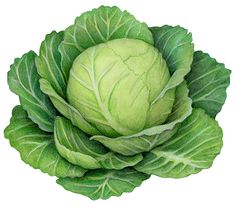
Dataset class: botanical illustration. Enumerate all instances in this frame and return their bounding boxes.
[4,6,230,200]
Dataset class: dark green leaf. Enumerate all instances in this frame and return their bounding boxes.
[7,51,57,132]
[150,25,194,104]
[186,51,231,117]
[36,31,67,98]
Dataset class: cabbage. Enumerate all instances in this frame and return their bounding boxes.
[5,6,230,200]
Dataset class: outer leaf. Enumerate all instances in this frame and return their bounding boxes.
[59,5,154,80]
[54,117,143,170]
[150,25,194,104]
[57,168,149,200]
[4,106,86,178]
[186,51,231,118]
[10,105,28,122]
[7,51,57,132]
[39,78,100,135]
[135,108,223,178]
[92,82,192,156]
[36,31,67,98]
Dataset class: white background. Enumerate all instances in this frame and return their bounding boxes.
[0,0,234,203]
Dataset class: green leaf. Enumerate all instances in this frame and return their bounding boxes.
[39,78,100,135]
[57,168,149,200]
[54,117,107,169]
[135,108,223,178]
[92,82,192,155]
[97,152,143,170]
[150,25,194,104]
[36,31,67,98]
[7,51,57,132]
[186,51,231,118]
[54,117,143,170]
[4,106,86,178]
[59,5,154,80]
[10,105,28,122]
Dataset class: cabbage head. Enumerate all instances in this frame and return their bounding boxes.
[5,6,231,200]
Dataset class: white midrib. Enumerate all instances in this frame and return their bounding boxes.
[153,150,202,168]
[90,49,132,135]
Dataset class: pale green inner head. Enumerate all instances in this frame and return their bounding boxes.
[67,39,174,137]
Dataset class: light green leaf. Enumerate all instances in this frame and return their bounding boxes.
[150,25,194,104]
[7,51,57,132]
[186,51,231,118]
[39,78,100,135]
[59,5,154,80]
[67,39,165,137]
[54,117,143,170]
[93,126,178,156]
[92,82,192,155]
[57,168,149,200]
[97,152,143,170]
[36,31,67,98]
[135,108,223,178]
[4,106,86,178]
